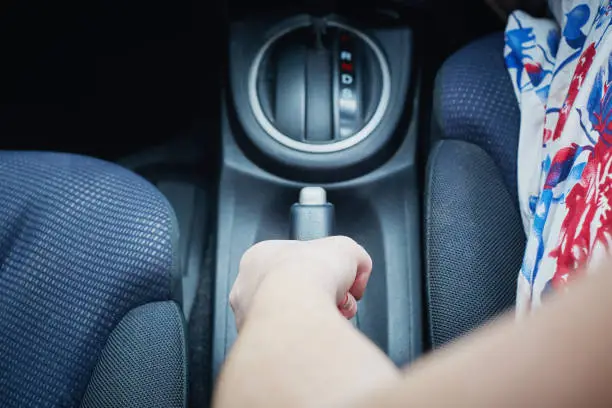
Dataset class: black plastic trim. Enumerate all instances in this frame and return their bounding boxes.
[229,14,412,178]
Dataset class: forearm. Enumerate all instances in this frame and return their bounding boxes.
[355,267,612,407]
[213,271,400,408]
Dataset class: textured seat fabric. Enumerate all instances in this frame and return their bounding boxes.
[0,152,184,407]
[424,32,525,347]
[82,301,186,408]
[425,141,525,348]
[433,32,521,200]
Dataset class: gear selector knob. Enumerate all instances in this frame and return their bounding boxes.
[290,187,334,241]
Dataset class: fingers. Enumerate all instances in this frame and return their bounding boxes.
[318,236,372,270]
[322,236,372,300]
[237,236,372,325]
[338,292,358,319]
[305,236,372,304]
[349,256,372,300]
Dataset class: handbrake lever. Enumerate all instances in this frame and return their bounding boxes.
[290,187,359,327]
[290,187,334,241]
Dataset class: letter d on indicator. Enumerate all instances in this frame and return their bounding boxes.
[341,74,353,85]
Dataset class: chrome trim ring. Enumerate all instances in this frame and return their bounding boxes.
[248,20,391,153]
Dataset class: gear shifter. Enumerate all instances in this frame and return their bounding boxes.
[290,187,334,241]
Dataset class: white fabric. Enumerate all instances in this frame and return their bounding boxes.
[505,0,612,313]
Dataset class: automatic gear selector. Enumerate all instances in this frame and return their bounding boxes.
[229,14,412,176]
[251,18,390,153]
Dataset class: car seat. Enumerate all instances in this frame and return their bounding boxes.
[425,32,527,348]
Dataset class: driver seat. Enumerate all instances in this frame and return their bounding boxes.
[0,152,186,407]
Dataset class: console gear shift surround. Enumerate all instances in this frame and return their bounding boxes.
[229,14,412,177]
[250,18,391,153]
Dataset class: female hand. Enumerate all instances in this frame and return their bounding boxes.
[229,236,372,329]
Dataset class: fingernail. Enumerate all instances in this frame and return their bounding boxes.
[340,294,351,310]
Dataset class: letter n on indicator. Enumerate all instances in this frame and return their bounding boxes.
[341,74,353,85]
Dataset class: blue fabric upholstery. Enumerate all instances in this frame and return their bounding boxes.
[425,141,524,347]
[0,152,177,407]
[434,32,521,200]
[425,33,526,347]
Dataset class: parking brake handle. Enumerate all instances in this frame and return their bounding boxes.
[290,187,334,241]
[290,187,359,326]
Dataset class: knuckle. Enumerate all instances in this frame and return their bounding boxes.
[334,235,357,244]
[241,240,274,261]
[239,241,267,269]
[229,287,239,309]
[240,240,296,270]
[328,235,358,249]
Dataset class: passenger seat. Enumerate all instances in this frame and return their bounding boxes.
[425,32,526,348]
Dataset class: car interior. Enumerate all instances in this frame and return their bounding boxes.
[1,0,542,406]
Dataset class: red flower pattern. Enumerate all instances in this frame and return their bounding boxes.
[552,43,597,141]
[549,142,612,287]
[549,49,612,288]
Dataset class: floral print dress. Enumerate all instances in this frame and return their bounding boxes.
[505,1,612,313]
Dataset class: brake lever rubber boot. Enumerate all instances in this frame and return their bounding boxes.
[290,187,334,241]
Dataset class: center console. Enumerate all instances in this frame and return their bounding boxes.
[213,11,422,378]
